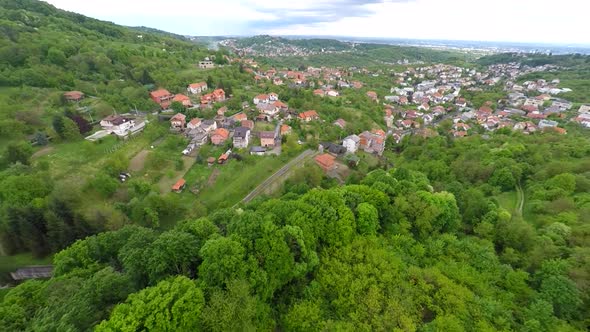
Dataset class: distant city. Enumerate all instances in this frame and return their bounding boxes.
[197,35,590,55]
[290,36,590,55]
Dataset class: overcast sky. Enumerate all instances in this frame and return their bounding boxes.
[45,0,590,44]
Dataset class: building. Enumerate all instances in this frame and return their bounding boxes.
[170,113,186,130]
[233,127,251,148]
[298,110,319,122]
[63,91,84,102]
[250,146,266,156]
[210,128,230,145]
[199,59,215,69]
[187,118,202,130]
[150,89,174,105]
[259,131,276,147]
[100,115,134,134]
[343,134,360,153]
[538,119,558,129]
[334,118,347,129]
[314,153,336,172]
[241,120,255,130]
[172,94,192,108]
[253,94,270,104]
[172,178,186,193]
[10,266,53,281]
[280,124,292,136]
[187,82,208,94]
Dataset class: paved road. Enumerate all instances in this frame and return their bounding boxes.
[239,149,316,205]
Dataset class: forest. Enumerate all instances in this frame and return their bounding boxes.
[2,130,589,330]
[0,0,589,331]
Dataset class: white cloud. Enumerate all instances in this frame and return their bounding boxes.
[44,0,590,44]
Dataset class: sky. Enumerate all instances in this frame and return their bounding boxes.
[44,0,590,45]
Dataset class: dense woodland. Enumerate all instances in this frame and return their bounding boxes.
[0,0,589,331]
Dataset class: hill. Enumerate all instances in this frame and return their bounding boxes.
[223,35,471,67]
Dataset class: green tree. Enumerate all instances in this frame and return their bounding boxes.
[4,141,33,165]
[96,276,205,332]
[61,117,81,140]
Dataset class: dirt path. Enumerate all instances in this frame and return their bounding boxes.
[207,168,220,187]
[129,150,150,172]
[516,182,525,217]
[32,146,54,159]
[239,149,316,205]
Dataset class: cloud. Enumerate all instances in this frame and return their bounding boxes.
[246,0,414,31]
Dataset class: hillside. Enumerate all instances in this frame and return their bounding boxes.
[0,1,589,331]
[223,35,471,67]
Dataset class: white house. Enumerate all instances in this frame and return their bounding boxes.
[187,82,208,94]
[343,135,360,154]
[100,115,135,136]
[253,94,270,104]
[233,127,251,149]
[187,118,202,130]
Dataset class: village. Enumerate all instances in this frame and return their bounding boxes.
[72,56,590,195]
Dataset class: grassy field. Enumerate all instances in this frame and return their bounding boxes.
[180,152,296,210]
[495,191,517,215]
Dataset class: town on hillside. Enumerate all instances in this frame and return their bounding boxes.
[72,53,588,192]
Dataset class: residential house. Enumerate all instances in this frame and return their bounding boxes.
[313,89,325,96]
[199,59,214,69]
[269,92,279,101]
[217,106,228,116]
[150,89,174,105]
[233,113,247,122]
[100,115,135,135]
[256,103,280,121]
[189,131,208,146]
[172,94,192,108]
[273,100,289,111]
[326,90,340,97]
[453,122,471,131]
[578,105,590,114]
[170,113,186,130]
[241,120,255,130]
[455,97,467,108]
[200,120,217,133]
[298,110,319,122]
[573,114,590,128]
[259,131,276,147]
[320,142,347,155]
[64,91,84,102]
[253,94,270,104]
[314,153,336,172]
[418,103,430,111]
[343,134,360,153]
[280,124,292,136]
[233,127,251,148]
[210,128,230,145]
[538,119,558,129]
[187,118,202,130]
[187,82,207,94]
[552,100,572,111]
[201,89,226,106]
[334,118,347,129]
